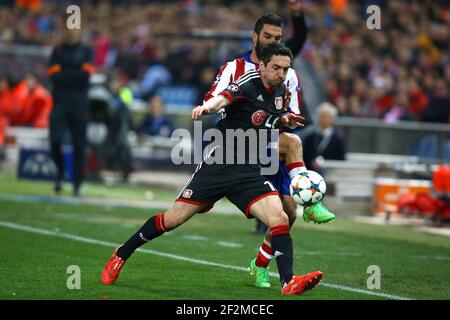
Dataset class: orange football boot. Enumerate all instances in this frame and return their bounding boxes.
[101,246,125,285]
[281,271,323,295]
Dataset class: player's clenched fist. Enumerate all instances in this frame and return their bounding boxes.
[192,105,210,120]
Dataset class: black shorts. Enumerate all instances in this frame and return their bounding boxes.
[176,163,279,218]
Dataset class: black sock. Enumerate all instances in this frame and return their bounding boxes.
[270,225,294,286]
[117,213,166,260]
[50,142,64,181]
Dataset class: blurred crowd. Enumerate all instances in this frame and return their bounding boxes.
[303,0,449,123]
[0,0,449,128]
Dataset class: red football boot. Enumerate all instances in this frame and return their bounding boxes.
[101,246,125,285]
[281,271,323,295]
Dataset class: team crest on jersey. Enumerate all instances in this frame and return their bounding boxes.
[275,96,283,110]
[182,189,193,198]
[226,84,239,92]
[251,110,267,126]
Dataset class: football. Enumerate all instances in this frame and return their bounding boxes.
[290,170,327,206]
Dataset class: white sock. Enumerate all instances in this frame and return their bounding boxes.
[288,165,307,180]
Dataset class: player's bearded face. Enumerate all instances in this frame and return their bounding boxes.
[255,25,283,60]
[255,38,265,60]
[255,36,279,60]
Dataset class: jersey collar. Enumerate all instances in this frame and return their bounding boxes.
[243,51,258,66]
[263,85,275,93]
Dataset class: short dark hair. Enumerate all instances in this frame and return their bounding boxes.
[259,42,293,65]
[254,13,283,34]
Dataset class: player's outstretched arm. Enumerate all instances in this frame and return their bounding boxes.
[192,95,229,120]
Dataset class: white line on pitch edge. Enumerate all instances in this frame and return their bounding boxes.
[0,220,411,300]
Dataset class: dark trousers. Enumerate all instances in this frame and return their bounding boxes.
[49,99,87,190]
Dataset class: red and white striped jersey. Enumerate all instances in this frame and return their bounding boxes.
[204,51,302,114]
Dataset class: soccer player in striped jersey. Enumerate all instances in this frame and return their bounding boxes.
[204,12,335,288]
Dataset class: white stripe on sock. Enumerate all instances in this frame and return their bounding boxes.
[288,166,307,180]
[259,246,273,260]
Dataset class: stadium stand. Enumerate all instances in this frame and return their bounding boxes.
[0,0,448,221]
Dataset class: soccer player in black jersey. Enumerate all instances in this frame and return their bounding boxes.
[101,43,322,295]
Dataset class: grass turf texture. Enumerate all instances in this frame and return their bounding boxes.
[0,174,449,299]
[0,171,176,202]
[1,199,450,300]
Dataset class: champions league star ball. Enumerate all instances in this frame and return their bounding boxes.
[290,170,327,206]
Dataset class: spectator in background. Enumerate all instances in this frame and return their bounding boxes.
[432,164,450,217]
[47,28,94,196]
[139,50,172,100]
[1,0,448,124]
[108,70,133,181]
[137,95,174,138]
[407,79,428,120]
[421,79,450,124]
[381,92,415,124]
[9,73,53,128]
[196,66,216,106]
[93,30,111,71]
[302,102,346,171]
[0,75,14,151]
[0,73,52,154]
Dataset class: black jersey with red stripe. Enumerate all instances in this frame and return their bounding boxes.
[212,70,287,166]
[218,70,287,131]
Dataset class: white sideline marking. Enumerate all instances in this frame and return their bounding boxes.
[216,241,243,248]
[0,220,411,300]
[182,235,243,248]
[182,235,208,241]
[414,255,450,261]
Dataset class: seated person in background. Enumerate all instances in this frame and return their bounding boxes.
[137,95,174,138]
[0,74,52,157]
[381,93,415,124]
[0,75,14,152]
[302,102,346,171]
[433,164,450,204]
[10,73,53,128]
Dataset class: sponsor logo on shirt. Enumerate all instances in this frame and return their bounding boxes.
[251,110,267,126]
[275,96,283,110]
[182,189,193,198]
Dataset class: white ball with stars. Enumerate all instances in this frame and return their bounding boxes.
[289,170,326,206]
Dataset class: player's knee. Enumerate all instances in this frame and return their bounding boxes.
[268,210,289,228]
[285,133,302,153]
[164,207,191,230]
[164,215,183,230]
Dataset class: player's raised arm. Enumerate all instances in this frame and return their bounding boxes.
[284,0,308,57]
[192,95,229,120]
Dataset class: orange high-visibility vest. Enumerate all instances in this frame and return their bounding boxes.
[15,0,42,11]
[10,81,53,127]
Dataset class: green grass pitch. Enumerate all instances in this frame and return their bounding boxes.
[0,173,449,300]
